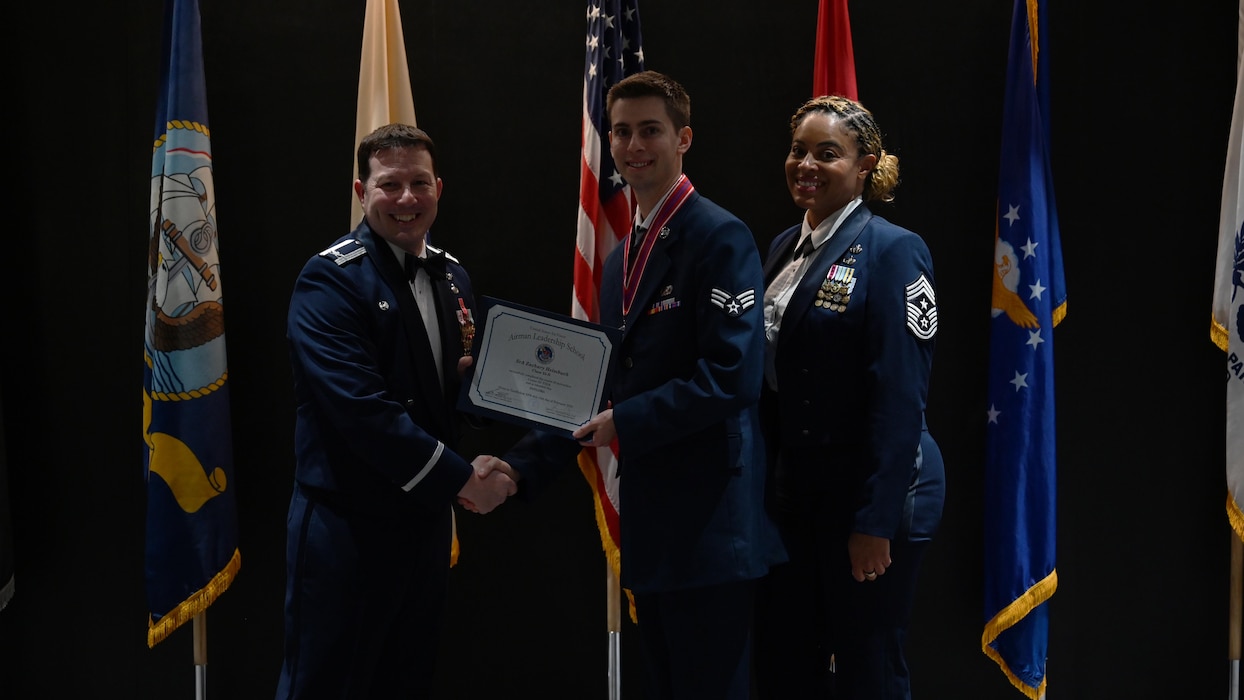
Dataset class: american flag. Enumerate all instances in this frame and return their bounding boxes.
[573,0,643,599]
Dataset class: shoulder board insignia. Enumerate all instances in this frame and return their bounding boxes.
[319,239,368,266]
[427,243,460,265]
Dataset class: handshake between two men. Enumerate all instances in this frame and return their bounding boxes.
[456,455,518,514]
[451,401,619,515]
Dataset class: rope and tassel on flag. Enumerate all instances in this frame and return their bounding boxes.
[982,0,1065,696]
[144,0,240,648]
[575,0,645,624]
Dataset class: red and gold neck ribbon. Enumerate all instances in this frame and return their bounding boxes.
[622,175,695,318]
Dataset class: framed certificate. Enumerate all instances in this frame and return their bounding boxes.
[457,296,621,437]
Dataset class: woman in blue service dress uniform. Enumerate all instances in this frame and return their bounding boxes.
[753,95,946,700]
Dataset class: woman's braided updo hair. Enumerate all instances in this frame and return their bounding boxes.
[790,95,899,203]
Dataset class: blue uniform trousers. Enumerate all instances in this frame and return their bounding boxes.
[634,579,757,700]
[276,483,451,699]
[754,508,928,700]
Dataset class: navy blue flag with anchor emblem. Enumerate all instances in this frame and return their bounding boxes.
[143,0,240,647]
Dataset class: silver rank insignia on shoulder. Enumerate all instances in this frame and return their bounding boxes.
[905,274,938,340]
[428,243,460,265]
[710,287,756,317]
[319,239,367,266]
[816,264,857,312]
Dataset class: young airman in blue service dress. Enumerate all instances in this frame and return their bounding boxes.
[500,72,786,700]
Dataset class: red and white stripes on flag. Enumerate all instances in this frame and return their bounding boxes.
[574,0,644,590]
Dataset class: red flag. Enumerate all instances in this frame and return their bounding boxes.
[574,0,644,601]
[813,0,857,99]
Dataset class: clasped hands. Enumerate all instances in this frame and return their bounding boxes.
[454,354,518,514]
[457,455,519,514]
[456,405,615,515]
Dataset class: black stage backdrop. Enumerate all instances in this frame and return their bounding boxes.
[0,1,1236,698]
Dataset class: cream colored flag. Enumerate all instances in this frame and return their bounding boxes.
[1213,0,1244,541]
[351,0,417,228]
[351,0,462,564]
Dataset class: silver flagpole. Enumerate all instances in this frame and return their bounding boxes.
[194,612,208,700]
[608,631,621,700]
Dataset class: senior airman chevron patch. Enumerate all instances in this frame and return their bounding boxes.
[710,287,756,317]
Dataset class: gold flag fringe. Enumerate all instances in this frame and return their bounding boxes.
[577,452,636,623]
[147,547,241,647]
[981,568,1057,700]
[1229,494,1244,543]
[450,510,460,567]
[1212,313,1230,352]
[1214,317,1240,541]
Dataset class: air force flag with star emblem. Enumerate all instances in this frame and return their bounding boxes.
[710,287,756,317]
[982,3,1065,697]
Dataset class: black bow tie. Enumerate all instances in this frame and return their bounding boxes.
[793,236,815,260]
[405,252,446,280]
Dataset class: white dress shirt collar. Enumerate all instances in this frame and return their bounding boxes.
[795,196,863,259]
